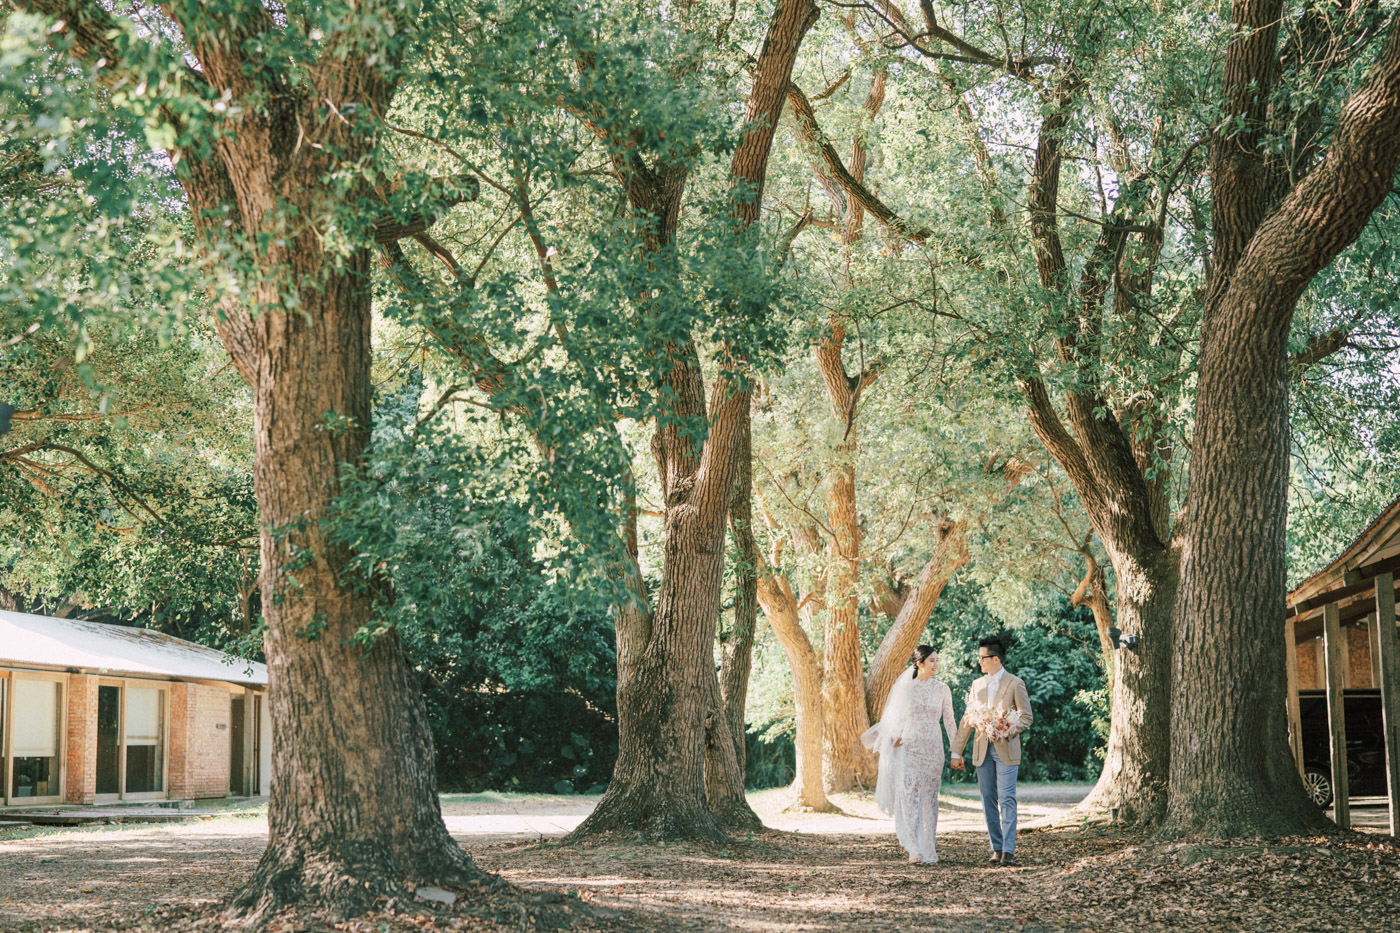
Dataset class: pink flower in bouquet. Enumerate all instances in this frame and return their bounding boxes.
[966,703,1026,742]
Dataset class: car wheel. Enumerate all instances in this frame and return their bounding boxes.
[1304,768,1333,808]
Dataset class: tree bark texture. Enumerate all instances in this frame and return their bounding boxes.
[1167,5,1400,837]
[819,398,871,792]
[703,406,760,831]
[704,664,762,830]
[1074,547,1175,823]
[718,400,760,785]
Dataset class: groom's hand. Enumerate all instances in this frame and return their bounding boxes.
[950,758,964,771]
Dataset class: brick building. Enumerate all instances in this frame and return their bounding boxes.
[0,609,269,807]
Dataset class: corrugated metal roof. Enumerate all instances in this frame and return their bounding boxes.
[0,609,267,686]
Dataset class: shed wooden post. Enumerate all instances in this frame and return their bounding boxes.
[1370,617,1383,689]
[1285,616,1304,777]
[1323,601,1350,829]
[1373,571,1400,836]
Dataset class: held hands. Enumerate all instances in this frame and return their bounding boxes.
[950,757,964,770]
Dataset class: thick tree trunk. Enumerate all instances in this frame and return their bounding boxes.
[1075,547,1175,824]
[220,189,480,923]
[707,414,760,829]
[573,0,814,839]
[1166,4,1400,837]
[574,487,736,840]
[569,343,756,837]
[1165,338,1323,835]
[15,0,500,917]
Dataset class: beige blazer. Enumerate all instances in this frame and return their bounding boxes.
[952,670,1033,767]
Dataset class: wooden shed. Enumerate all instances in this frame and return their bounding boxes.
[1285,494,1400,832]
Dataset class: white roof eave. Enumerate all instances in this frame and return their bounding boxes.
[0,609,268,687]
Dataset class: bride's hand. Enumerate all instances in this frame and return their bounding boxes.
[893,738,903,747]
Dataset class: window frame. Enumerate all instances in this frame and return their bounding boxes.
[97,678,171,802]
[2,670,68,806]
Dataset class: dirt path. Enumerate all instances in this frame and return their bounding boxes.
[1,788,1396,932]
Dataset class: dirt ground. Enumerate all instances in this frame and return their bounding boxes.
[1,787,1397,933]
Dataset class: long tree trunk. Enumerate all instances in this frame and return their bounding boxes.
[22,2,487,919]
[231,255,481,919]
[713,400,760,809]
[1075,547,1175,823]
[755,563,833,810]
[1166,2,1400,837]
[821,449,872,792]
[572,0,817,838]
[577,468,736,838]
[1014,74,1186,824]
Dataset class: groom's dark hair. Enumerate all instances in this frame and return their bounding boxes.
[978,636,1007,661]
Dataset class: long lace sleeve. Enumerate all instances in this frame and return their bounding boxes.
[941,681,957,748]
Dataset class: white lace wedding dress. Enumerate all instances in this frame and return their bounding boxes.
[895,678,957,863]
[862,671,958,863]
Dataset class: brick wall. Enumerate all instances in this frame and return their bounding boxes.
[167,683,189,798]
[64,674,97,804]
[1296,636,1320,690]
[168,683,233,799]
[1294,626,1378,690]
[1348,624,1374,687]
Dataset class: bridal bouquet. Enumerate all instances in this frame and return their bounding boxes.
[965,703,1027,743]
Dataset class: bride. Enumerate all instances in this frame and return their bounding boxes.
[861,644,957,864]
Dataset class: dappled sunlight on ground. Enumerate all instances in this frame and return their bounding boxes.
[3,787,1395,931]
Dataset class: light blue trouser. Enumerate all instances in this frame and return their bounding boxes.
[977,744,1019,854]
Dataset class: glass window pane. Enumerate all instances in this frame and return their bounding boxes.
[124,688,164,793]
[125,688,161,745]
[12,679,61,798]
[97,686,121,795]
[12,679,59,756]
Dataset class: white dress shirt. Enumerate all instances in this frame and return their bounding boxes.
[983,668,1006,706]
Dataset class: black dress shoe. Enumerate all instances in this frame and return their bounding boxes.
[999,854,1017,867]
[988,852,1002,865]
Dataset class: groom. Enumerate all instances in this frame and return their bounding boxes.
[950,636,1033,866]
